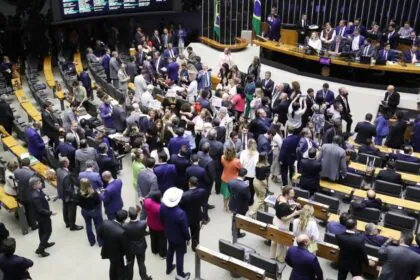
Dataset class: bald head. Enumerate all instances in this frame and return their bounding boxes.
[296,234,310,248]
[387,85,395,93]
[102,171,113,182]
[367,189,376,199]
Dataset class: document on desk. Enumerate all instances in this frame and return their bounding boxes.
[20,153,39,165]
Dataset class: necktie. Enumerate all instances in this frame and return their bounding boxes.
[412,52,417,63]
[170,49,174,58]
[205,73,210,87]
[384,51,388,60]
[242,134,247,150]
[339,28,343,37]
[364,45,369,56]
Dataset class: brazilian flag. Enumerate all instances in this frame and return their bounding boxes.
[214,0,221,38]
[252,0,262,35]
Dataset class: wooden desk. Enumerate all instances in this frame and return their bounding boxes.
[349,161,420,183]
[349,139,420,159]
[9,145,28,158]
[31,162,57,188]
[297,197,330,222]
[0,126,10,137]
[253,39,420,75]
[73,52,84,75]
[43,56,55,88]
[199,37,248,51]
[195,246,266,280]
[0,187,18,211]
[329,214,403,241]
[293,174,420,213]
[2,136,20,148]
[15,89,29,104]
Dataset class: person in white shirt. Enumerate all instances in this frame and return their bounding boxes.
[218,107,233,141]
[398,21,414,38]
[351,29,363,52]
[307,32,322,52]
[292,205,319,253]
[320,22,336,47]
[270,126,283,183]
[134,70,148,99]
[219,48,234,68]
[184,71,197,104]
[287,94,307,131]
[141,85,154,108]
[327,102,343,122]
[239,139,259,205]
[4,160,18,196]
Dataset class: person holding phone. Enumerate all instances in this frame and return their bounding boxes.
[270,186,301,262]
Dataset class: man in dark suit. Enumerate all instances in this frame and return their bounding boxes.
[151,30,162,51]
[404,45,420,63]
[358,138,382,157]
[297,14,309,44]
[25,122,45,162]
[56,157,83,231]
[250,108,274,138]
[133,27,144,48]
[316,83,335,106]
[257,129,274,163]
[197,143,216,219]
[376,161,402,185]
[299,148,322,196]
[41,101,60,147]
[390,145,419,163]
[161,28,173,49]
[228,168,251,238]
[135,45,145,71]
[166,57,179,83]
[355,113,376,144]
[100,172,124,220]
[351,18,366,35]
[336,218,374,280]
[30,177,55,257]
[102,49,111,82]
[154,152,178,194]
[124,207,152,280]
[180,177,207,251]
[54,133,77,171]
[261,71,274,97]
[200,129,224,194]
[363,223,387,247]
[377,43,396,61]
[153,51,165,76]
[378,231,420,280]
[0,95,14,134]
[352,189,382,210]
[14,158,37,230]
[279,128,300,185]
[163,43,178,60]
[170,145,191,190]
[385,110,407,148]
[212,119,226,144]
[384,24,399,49]
[0,238,34,279]
[272,91,290,125]
[168,127,190,156]
[238,126,254,151]
[97,210,130,280]
[382,85,400,114]
[97,143,119,179]
[335,87,352,133]
[0,222,9,245]
[285,234,324,280]
[160,187,191,279]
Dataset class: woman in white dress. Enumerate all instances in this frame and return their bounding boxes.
[185,71,197,104]
[307,32,322,52]
[239,139,259,205]
[292,205,319,253]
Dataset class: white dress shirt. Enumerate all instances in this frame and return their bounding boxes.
[351,35,361,51]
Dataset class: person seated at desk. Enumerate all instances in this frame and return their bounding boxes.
[351,18,366,35]
[363,223,387,247]
[408,31,420,46]
[352,189,382,210]
[376,161,402,185]
[404,45,420,64]
[327,212,351,235]
[328,37,347,56]
[336,20,352,39]
[398,21,414,39]
[320,22,336,48]
[345,150,357,174]
[355,113,376,144]
[366,23,382,42]
[350,29,365,53]
[383,24,399,50]
[390,145,420,163]
[307,32,322,53]
[358,138,382,157]
[358,38,377,58]
[410,233,420,255]
[299,148,321,197]
[377,43,396,62]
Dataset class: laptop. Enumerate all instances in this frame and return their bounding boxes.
[360,56,371,64]
[375,59,387,65]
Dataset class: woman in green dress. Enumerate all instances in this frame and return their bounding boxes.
[220,147,242,212]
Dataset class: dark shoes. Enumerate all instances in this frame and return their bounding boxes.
[31,225,39,230]
[238,233,246,238]
[45,242,55,248]
[202,218,210,225]
[35,249,50,258]
[183,272,191,279]
[144,276,152,280]
[166,264,176,275]
[70,225,84,231]
[208,204,215,209]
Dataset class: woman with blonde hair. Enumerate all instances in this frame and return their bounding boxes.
[221,147,241,212]
[4,160,18,196]
[292,204,319,253]
[240,139,259,205]
[250,88,264,120]
[247,152,270,217]
[77,178,104,247]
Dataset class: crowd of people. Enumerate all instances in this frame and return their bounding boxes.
[0,14,420,280]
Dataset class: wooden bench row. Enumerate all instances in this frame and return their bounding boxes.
[349,139,420,159]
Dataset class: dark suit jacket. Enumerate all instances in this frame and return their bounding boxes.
[31,189,52,223]
[250,117,272,138]
[316,90,335,105]
[335,95,351,117]
[404,50,420,63]
[151,35,162,50]
[383,32,399,49]
[358,145,381,157]
[97,154,119,179]
[170,154,191,189]
[14,167,36,202]
[197,151,215,185]
[279,135,300,164]
[25,127,45,159]
[355,121,376,144]
[228,179,251,215]
[272,99,290,125]
[160,204,190,245]
[0,100,14,130]
[390,153,420,163]
[322,126,337,144]
[180,188,207,225]
[186,164,209,190]
[215,126,227,143]
[299,158,322,193]
[385,120,407,149]
[168,136,190,156]
[261,79,274,97]
[101,179,123,216]
[376,169,402,185]
[257,135,272,156]
[336,232,369,273]
[384,91,400,110]
[41,110,59,138]
[378,243,420,280]
[0,254,33,280]
[154,163,177,193]
[124,220,148,255]
[98,220,129,260]
[377,49,396,61]
[285,246,324,280]
[54,142,76,170]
